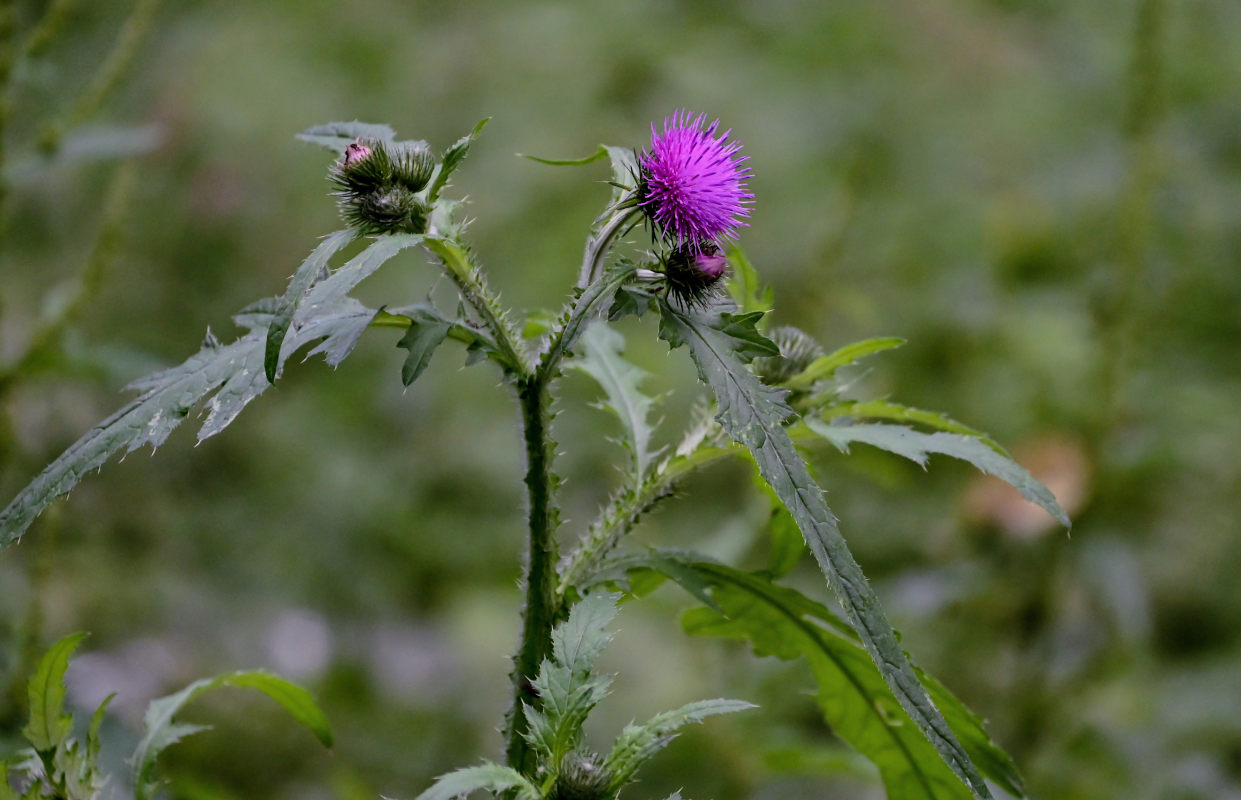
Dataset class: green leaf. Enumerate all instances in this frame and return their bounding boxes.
[821,400,999,448]
[607,285,654,321]
[724,245,773,315]
[657,302,993,800]
[427,118,490,202]
[602,698,755,794]
[408,762,539,800]
[568,322,660,482]
[608,555,1025,799]
[22,633,87,752]
[1,236,422,549]
[766,506,804,578]
[523,594,619,764]
[807,421,1069,528]
[784,337,906,390]
[0,764,18,800]
[715,311,781,360]
[132,670,332,800]
[264,229,356,383]
[518,145,609,167]
[396,308,452,386]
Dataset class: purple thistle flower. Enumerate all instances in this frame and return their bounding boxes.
[638,111,753,252]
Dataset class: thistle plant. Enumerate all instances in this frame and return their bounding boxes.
[0,112,1067,800]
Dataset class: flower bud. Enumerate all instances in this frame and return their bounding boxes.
[661,243,728,306]
[549,751,612,800]
[329,139,432,234]
[754,325,824,385]
[342,139,372,168]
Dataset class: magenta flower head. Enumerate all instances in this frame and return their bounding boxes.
[637,111,753,252]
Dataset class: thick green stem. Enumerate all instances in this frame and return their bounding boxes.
[506,376,559,774]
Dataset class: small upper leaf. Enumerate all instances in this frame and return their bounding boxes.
[23,633,88,752]
[132,670,332,800]
[427,118,490,202]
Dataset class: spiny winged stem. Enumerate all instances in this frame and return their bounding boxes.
[506,376,558,776]
[577,207,640,289]
[423,237,531,376]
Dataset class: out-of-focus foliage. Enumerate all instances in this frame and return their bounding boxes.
[1,1,1238,799]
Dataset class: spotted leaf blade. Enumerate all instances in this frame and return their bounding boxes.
[657,302,993,800]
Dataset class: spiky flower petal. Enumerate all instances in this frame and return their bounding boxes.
[638,111,753,251]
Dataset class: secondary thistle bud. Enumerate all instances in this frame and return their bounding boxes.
[342,139,372,168]
[549,751,612,800]
[755,325,825,385]
[661,243,728,306]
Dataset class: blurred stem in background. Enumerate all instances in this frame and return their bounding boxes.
[0,0,155,733]
[1096,0,1166,440]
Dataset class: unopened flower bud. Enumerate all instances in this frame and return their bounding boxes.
[661,243,728,306]
[754,325,825,385]
[550,751,612,800]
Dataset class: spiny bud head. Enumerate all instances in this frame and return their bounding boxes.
[549,751,613,800]
[661,242,729,307]
[329,138,434,234]
[754,325,825,385]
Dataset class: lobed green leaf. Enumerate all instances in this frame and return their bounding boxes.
[807,421,1068,527]
[22,633,87,752]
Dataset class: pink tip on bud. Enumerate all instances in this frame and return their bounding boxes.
[694,251,728,280]
[343,139,372,168]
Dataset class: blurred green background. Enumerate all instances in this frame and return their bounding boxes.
[1,1,1239,798]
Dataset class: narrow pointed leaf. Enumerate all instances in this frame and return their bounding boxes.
[427,118,490,202]
[518,145,609,166]
[784,337,906,390]
[603,698,755,793]
[821,400,1000,448]
[22,633,87,752]
[808,421,1068,527]
[411,762,539,800]
[569,322,659,481]
[658,302,992,799]
[724,245,773,315]
[132,670,332,800]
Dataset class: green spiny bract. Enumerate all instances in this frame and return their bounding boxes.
[329,138,434,234]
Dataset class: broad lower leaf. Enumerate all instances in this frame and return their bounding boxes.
[807,421,1068,528]
[22,633,87,752]
[658,301,992,800]
[603,555,1026,799]
[568,322,660,482]
[602,698,755,794]
[523,594,619,764]
[0,236,422,548]
[132,670,332,800]
[427,118,490,202]
[783,337,906,390]
[408,762,539,800]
